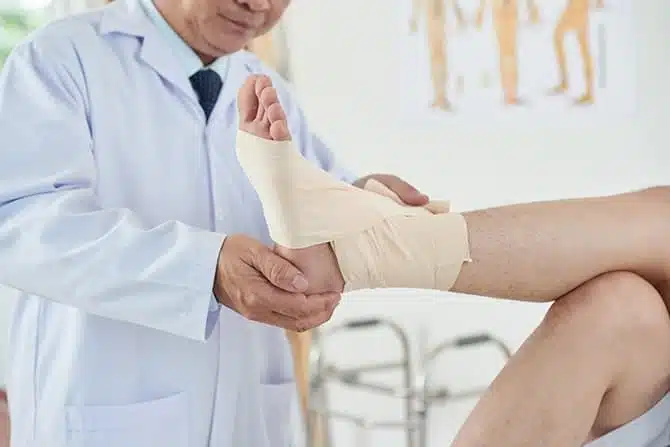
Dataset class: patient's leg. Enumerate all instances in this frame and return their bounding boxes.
[452,189,670,301]
[236,74,670,302]
[453,272,670,447]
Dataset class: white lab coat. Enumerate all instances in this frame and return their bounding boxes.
[0,0,356,445]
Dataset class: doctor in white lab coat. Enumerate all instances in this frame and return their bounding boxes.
[0,0,430,445]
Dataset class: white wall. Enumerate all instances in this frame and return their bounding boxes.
[283,0,670,445]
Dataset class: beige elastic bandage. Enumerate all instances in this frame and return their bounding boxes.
[236,131,472,293]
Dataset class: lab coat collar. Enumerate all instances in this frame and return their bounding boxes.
[99,0,152,39]
[98,0,256,117]
[137,0,205,77]
[99,0,195,99]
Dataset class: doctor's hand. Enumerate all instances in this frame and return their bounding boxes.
[213,234,341,332]
[354,173,429,206]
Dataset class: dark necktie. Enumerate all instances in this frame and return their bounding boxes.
[189,69,223,121]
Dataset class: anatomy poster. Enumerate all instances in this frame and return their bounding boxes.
[397,0,636,122]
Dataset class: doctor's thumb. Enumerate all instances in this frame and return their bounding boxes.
[371,174,429,206]
[256,250,309,293]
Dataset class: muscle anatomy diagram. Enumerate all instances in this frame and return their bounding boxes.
[550,0,605,104]
[476,0,539,105]
[408,0,612,111]
[410,0,465,110]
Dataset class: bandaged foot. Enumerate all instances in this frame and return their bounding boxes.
[236,75,472,293]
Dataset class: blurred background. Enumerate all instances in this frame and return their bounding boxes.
[0,0,100,63]
[1,0,669,446]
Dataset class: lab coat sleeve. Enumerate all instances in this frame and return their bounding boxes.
[0,40,224,342]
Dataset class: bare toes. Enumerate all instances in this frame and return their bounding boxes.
[238,75,276,139]
[266,102,286,123]
[259,85,278,108]
[237,75,260,124]
[269,120,290,141]
[238,74,291,141]
[254,76,273,119]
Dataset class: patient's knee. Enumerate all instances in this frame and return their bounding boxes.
[638,186,670,219]
[640,185,670,199]
[545,272,670,343]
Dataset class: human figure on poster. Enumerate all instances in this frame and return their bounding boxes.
[410,0,465,110]
[475,0,540,105]
[549,0,605,105]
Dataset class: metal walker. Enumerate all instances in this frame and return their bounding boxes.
[306,317,512,447]
[414,333,513,447]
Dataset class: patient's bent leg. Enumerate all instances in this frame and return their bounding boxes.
[452,272,670,447]
[237,74,670,302]
[452,188,670,301]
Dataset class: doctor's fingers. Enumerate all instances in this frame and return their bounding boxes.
[244,283,341,321]
[250,248,309,293]
[266,293,341,332]
[241,290,339,330]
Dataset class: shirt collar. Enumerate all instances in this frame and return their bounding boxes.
[138,0,230,78]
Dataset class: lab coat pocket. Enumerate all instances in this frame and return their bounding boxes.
[261,381,298,447]
[65,392,189,447]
